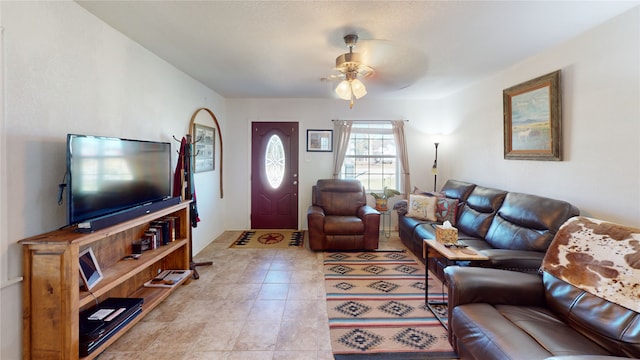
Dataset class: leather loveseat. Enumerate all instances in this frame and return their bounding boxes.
[397,180,579,280]
[307,179,381,251]
[444,216,640,360]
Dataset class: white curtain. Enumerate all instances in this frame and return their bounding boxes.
[332,120,353,178]
[392,120,411,199]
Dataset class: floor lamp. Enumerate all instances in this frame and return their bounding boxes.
[432,142,439,192]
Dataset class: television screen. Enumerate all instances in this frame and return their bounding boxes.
[67,134,172,225]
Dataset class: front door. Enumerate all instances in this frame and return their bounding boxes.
[251,122,299,229]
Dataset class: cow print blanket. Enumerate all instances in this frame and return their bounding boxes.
[541,216,640,313]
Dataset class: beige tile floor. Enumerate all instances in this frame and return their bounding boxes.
[98,231,414,360]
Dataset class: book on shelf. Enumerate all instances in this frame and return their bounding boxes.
[143,269,192,288]
[149,221,169,246]
[161,216,178,242]
[146,228,159,249]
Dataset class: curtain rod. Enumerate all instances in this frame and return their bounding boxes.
[331,119,409,122]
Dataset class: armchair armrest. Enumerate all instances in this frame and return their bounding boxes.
[445,266,546,309]
[357,204,380,218]
[307,205,326,250]
[307,205,325,217]
[358,205,381,250]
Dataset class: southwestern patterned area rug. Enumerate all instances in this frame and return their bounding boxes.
[324,251,457,359]
[229,230,305,249]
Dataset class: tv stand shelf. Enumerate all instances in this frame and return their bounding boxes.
[19,201,192,360]
[78,239,188,308]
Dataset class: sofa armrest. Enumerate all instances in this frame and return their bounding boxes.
[393,199,408,215]
[479,248,545,271]
[444,266,546,309]
[444,266,546,342]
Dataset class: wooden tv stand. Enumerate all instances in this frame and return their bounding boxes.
[19,201,192,360]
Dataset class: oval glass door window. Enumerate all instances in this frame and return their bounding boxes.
[265,134,285,189]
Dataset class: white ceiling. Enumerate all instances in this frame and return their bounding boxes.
[76,1,639,100]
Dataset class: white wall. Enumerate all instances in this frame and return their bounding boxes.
[0,2,225,358]
[438,6,640,226]
[225,98,444,231]
[225,7,640,230]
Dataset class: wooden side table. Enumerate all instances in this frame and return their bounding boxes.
[423,239,489,329]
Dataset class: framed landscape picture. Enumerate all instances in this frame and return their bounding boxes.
[503,70,562,161]
[307,129,333,152]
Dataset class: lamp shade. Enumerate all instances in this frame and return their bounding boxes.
[335,80,352,100]
[335,77,368,109]
[350,79,367,99]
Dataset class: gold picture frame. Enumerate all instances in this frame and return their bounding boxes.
[503,70,562,161]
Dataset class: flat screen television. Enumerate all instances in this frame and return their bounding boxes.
[66,134,172,226]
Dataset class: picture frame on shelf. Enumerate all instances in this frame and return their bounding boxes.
[503,70,562,161]
[79,247,103,291]
[307,129,333,152]
[193,123,215,172]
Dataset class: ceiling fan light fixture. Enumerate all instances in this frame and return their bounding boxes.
[335,78,367,108]
[351,79,367,99]
[329,34,372,108]
[335,80,352,100]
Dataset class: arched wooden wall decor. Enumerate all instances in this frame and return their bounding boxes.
[189,107,224,198]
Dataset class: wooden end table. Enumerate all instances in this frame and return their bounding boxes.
[423,239,489,329]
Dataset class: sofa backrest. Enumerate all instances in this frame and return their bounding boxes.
[440,180,476,203]
[544,273,640,358]
[484,192,579,251]
[456,186,507,239]
[313,179,366,216]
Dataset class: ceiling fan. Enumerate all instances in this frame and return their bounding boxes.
[327,34,372,109]
[323,33,428,109]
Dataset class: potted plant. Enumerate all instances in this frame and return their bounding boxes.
[370,187,401,211]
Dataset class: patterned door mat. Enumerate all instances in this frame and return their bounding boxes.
[324,251,457,359]
[229,230,305,248]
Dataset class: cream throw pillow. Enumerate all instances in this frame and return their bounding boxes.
[406,194,437,221]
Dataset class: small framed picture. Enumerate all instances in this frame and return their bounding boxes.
[193,123,215,172]
[79,247,103,291]
[307,129,333,152]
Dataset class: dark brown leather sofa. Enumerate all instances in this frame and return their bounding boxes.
[307,179,381,251]
[397,179,579,280]
[444,216,640,360]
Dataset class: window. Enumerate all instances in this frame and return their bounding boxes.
[339,122,399,193]
[265,134,285,189]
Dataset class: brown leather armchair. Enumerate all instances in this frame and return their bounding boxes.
[307,179,381,251]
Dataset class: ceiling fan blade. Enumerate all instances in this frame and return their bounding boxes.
[357,39,429,90]
[320,73,345,82]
